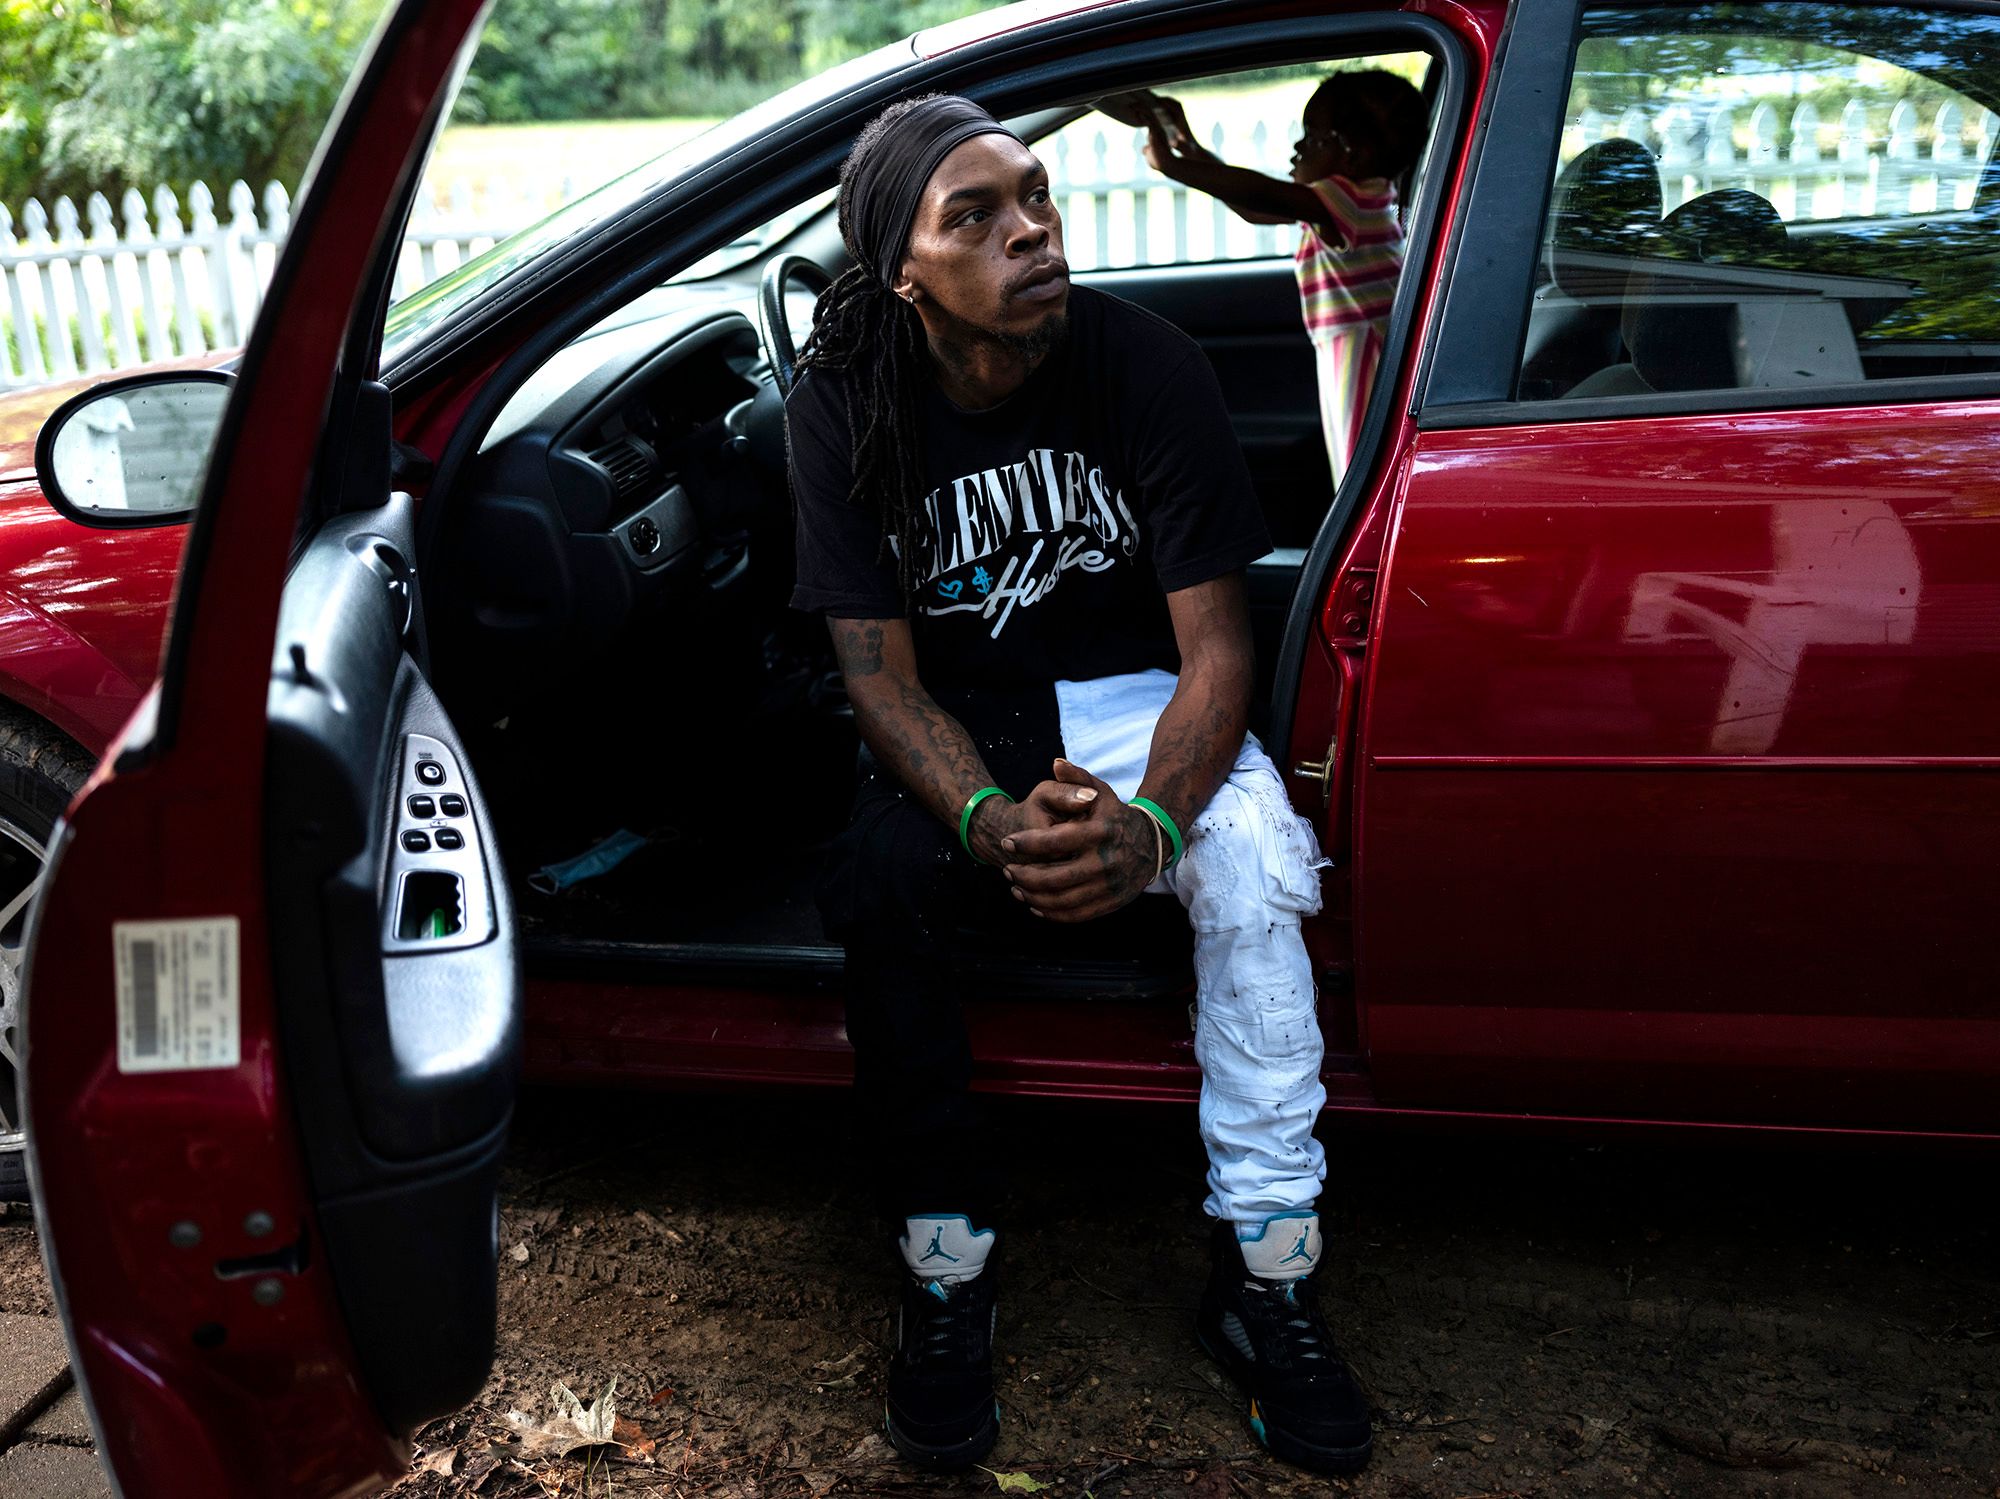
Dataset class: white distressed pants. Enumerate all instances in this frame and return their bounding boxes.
[1055,669,1329,1222]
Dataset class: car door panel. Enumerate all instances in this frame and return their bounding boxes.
[1363,0,2000,1137]
[1360,405,2000,1131]
[22,0,500,1493]
[264,495,517,1431]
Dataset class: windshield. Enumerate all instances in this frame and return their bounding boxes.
[381,106,852,369]
[380,16,955,371]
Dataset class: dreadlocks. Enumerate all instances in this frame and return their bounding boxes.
[796,97,945,603]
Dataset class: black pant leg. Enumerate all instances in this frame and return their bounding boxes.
[827,773,1006,1222]
[822,685,1067,1225]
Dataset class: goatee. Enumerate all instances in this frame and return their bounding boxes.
[996,310,1069,364]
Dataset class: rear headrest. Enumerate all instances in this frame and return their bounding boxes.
[1625,190,1790,390]
[1648,188,1787,266]
[1546,138,1662,296]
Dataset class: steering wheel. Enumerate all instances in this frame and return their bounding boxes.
[758,254,833,399]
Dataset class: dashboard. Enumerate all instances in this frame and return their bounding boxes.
[440,300,791,704]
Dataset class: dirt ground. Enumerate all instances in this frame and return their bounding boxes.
[5,1088,1998,1498]
[391,1089,1999,1499]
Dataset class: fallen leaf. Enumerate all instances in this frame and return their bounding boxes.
[978,1469,1052,1493]
[648,1387,677,1407]
[552,1376,617,1441]
[460,1447,505,1492]
[504,1376,621,1459]
[611,1415,656,1460]
[415,1446,458,1476]
[814,1346,866,1390]
[839,1433,893,1466]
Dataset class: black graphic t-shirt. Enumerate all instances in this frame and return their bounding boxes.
[787,285,1271,691]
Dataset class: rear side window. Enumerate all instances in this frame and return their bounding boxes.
[1047,55,1430,272]
[1519,3,2000,404]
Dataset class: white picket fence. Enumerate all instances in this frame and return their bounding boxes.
[1050,118,1297,270]
[0,117,1305,393]
[0,175,571,391]
[12,89,1989,393]
[1568,95,1998,222]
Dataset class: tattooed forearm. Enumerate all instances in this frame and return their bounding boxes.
[834,620,887,678]
[829,616,1000,827]
[886,679,991,814]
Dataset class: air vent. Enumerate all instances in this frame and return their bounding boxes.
[587,436,656,501]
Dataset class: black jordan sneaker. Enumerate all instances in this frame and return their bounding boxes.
[884,1215,1000,1470]
[1195,1214,1373,1475]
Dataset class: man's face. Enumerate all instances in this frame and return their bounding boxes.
[895,133,1068,353]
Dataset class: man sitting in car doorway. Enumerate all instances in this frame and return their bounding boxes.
[786,95,1372,1479]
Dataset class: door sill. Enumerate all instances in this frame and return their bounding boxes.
[523,934,1197,1002]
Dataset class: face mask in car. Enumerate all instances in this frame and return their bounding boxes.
[528,828,650,894]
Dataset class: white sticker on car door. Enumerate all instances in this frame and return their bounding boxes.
[113,917,241,1073]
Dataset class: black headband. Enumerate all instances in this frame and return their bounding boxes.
[846,96,1022,287]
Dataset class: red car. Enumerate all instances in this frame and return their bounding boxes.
[12,0,2000,1491]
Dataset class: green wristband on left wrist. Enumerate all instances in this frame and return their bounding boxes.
[958,786,1014,863]
[1129,797,1185,869]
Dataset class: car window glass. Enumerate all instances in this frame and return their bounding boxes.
[1056,56,1430,273]
[381,1,1019,368]
[1519,3,2000,404]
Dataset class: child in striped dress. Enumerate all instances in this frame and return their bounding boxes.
[1133,73,1427,484]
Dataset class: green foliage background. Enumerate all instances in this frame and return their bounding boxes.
[0,0,991,205]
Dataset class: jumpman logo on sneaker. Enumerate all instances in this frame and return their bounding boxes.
[1278,1227,1315,1266]
[918,1225,961,1265]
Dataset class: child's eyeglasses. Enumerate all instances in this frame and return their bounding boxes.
[1298,124,1352,150]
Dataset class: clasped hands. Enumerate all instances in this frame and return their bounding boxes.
[967,759,1161,924]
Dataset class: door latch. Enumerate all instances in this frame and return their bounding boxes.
[1293,739,1338,810]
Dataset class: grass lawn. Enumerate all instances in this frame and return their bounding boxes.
[415,55,1425,227]
[422,118,721,215]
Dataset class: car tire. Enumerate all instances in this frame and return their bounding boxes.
[0,704,92,1203]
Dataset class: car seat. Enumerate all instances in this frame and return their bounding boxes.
[1566,187,1863,397]
[1519,138,1663,399]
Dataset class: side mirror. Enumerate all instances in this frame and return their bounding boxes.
[34,371,234,527]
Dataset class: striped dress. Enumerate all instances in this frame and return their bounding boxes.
[1294,175,1402,483]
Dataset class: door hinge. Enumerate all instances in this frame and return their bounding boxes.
[1330,566,1376,645]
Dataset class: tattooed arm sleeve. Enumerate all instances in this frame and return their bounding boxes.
[829,616,1003,830]
[1137,572,1255,832]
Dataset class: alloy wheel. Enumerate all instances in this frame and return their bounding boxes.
[0,812,47,1183]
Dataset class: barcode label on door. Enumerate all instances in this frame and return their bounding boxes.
[114,918,240,1073]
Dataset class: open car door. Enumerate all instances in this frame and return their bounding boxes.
[21,1,512,1495]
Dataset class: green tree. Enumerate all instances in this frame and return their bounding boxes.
[459,0,993,125]
[0,0,135,198]
[8,0,386,203]
[0,0,1004,202]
